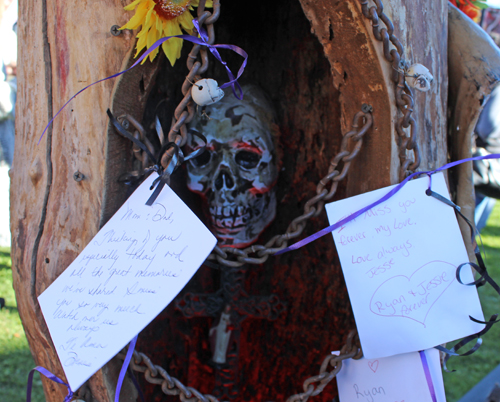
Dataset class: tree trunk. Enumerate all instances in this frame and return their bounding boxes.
[12,1,449,401]
[11,1,140,400]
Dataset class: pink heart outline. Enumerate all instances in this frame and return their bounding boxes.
[368,360,379,373]
[369,260,456,327]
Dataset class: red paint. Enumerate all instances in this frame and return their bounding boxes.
[233,142,263,155]
[55,1,70,95]
[248,186,271,195]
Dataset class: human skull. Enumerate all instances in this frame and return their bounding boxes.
[406,63,433,92]
[191,78,225,106]
[186,84,278,248]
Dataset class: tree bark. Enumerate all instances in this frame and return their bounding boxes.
[448,4,500,259]
[11,1,139,400]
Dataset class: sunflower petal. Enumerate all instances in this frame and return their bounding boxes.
[190,0,213,8]
[148,47,159,63]
[121,7,149,29]
[144,6,154,26]
[147,21,160,49]
[156,13,163,35]
[124,0,144,11]
[136,30,148,52]
[136,26,149,38]
[162,39,183,66]
[178,11,194,32]
[162,21,183,66]
[124,0,197,65]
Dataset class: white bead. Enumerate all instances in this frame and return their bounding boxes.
[406,64,434,92]
[191,79,225,106]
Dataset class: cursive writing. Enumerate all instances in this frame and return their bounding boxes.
[353,384,386,402]
[64,352,91,367]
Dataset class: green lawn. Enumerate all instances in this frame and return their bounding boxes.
[0,247,45,402]
[443,203,500,402]
[1,203,500,402]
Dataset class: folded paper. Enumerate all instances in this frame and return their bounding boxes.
[38,173,217,391]
[336,348,446,402]
[326,172,484,358]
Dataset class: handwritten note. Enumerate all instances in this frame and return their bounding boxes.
[38,173,217,391]
[326,172,484,358]
[336,348,446,402]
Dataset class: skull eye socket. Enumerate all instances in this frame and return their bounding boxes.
[235,150,261,169]
[191,149,211,167]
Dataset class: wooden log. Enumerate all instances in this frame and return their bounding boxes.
[12,0,449,401]
[11,1,140,400]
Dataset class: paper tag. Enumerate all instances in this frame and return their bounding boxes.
[38,173,217,391]
[326,172,484,358]
[336,349,446,402]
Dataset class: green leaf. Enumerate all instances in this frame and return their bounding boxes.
[474,1,489,9]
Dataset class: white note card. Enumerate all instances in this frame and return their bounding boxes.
[38,173,217,391]
[325,172,484,358]
[336,348,446,402]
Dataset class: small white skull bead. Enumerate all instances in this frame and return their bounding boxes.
[186,84,279,248]
[191,78,225,106]
[406,64,434,92]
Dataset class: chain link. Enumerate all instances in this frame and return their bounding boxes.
[131,0,419,266]
[209,111,373,267]
[159,0,221,169]
[117,330,361,402]
[118,0,424,400]
[359,0,421,181]
[286,330,363,402]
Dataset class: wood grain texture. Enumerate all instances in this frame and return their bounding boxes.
[299,0,448,196]
[12,0,138,400]
[448,4,500,259]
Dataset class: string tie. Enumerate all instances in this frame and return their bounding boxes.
[419,351,437,402]
[107,110,207,205]
[26,367,73,402]
[39,20,247,143]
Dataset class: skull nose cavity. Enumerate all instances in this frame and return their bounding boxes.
[214,170,235,190]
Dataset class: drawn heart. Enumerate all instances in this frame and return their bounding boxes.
[368,360,379,373]
[369,260,456,327]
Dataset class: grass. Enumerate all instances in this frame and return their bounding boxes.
[0,247,45,402]
[442,203,500,401]
[1,203,500,402]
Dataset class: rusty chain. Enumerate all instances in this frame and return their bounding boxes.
[112,0,421,268]
[208,110,373,267]
[153,0,419,267]
[286,330,362,402]
[116,330,361,402]
[159,0,220,169]
[358,0,421,182]
[115,0,425,400]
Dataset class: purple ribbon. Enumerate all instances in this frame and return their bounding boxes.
[419,351,438,402]
[192,19,246,99]
[26,366,73,402]
[26,336,142,402]
[275,153,500,256]
[39,19,248,143]
[115,335,138,402]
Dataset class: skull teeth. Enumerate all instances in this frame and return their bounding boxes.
[209,206,249,218]
[209,205,252,229]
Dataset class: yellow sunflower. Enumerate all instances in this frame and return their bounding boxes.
[121,0,213,66]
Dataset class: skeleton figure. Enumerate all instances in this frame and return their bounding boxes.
[186,84,279,248]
